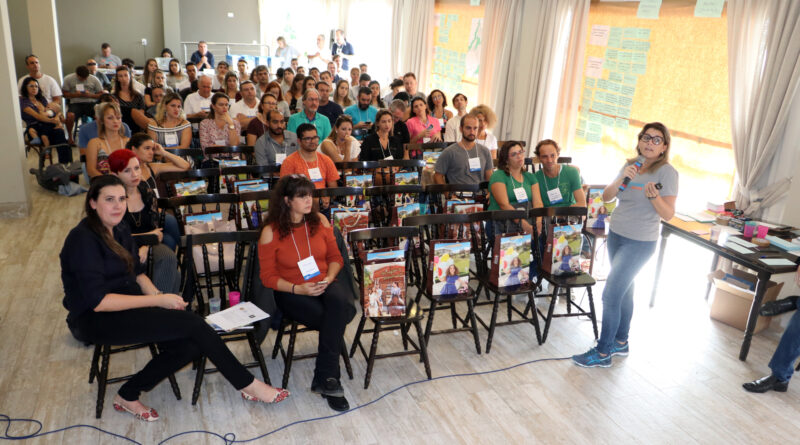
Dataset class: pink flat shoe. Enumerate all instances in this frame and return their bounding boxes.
[241,388,290,404]
[113,402,160,422]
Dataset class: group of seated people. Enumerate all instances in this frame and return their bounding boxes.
[53,42,796,424]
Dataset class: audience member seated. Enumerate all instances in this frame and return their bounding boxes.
[406,97,442,144]
[140,58,159,88]
[254,110,298,166]
[287,89,332,141]
[444,93,468,143]
[360,109,405,161]
[178,63,199,99]
[60,176,288,422]
[144,71,172,109]
[533,139,586,207]
[402,72,425,100]
[236,58,250,83]
[78,94,132,151]
[308,67,321,82]
[280,123,339,189]
[199,92,241,157]
[344,87,377,141]
[161,48,173,58]
[347,69,362,101]
[320,115,360,162]
[87,59,111,90]
[331,28,355,72]
[359,63,367,74]
[487,141,544,236]
[145,86,165,118]
[230,81,259,128]
[333,79,353,109]
[316,81,342,127]
[280,68,295,96]
[246,93,277,146]
[251,65,270,98]
[325,62,341,84]
[212,61,230,91]
[369,81,386,109]
[96,43,121,68]
[128,132,190,198]
[107,149,181,294]
[19,77,71,163]
[221,72,240,102]
[184,76,213,119]
[147,92,192,149]
[275,36,299,69]
[113,66,148,132]
[389,99,411,146]
[470,104,498,153]
[86,102,129,178]
[18,54,62,103]
[744,289,800,394]
[428,89,453,137]
[287,74,305,115]
[62,65,103,144]
[190,41,215,71]
[433,114,492,185]
[265,81,291,117]
[258,174,354,411]
[383,78,403,105]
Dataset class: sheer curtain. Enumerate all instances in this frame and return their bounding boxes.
[477,0,589,151]
[390,0,434,87]
[728,0,800,216]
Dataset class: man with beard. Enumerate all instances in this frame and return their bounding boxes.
[254,110,298,166]
[434,113,493,185]
[343,87,376,141]
[279,123,339,190]
[287,88,332,141]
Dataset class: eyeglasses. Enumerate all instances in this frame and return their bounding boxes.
[640,134,664,145]
[509,150,525,158]
[301,136,320,142]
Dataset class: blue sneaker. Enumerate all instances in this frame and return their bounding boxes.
[572,347,612,368]
[610,341,629,357]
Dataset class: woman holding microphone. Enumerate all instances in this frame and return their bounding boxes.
[572,122,678,368]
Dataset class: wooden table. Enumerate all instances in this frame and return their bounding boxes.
[650,217,799,361]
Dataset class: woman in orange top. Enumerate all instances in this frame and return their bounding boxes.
[258,174,355,412]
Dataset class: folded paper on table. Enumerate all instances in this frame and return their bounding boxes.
[206,302,269,332]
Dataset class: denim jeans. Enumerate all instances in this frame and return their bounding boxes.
[769,309,800,381]
[596,230,657,355]
[162,213,180,251]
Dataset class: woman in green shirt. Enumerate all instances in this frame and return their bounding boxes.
[533,139,586,208]
[488,141,543,235]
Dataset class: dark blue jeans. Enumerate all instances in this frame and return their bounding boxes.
[162,213,180,251]
[769,309,800,381]
[596,231,657,355]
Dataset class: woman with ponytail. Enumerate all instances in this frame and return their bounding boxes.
[60,176,288,422]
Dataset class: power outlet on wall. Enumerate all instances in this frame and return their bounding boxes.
[141,38,148,46]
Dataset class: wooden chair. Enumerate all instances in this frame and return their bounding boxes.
[183,231,271,405]
[403,142,451,160]
[583,184,612,278]
[157,193,240,234]
[335,160,381,185]
[347,227,431,388]
[401,213,482,354]
[205,145,255,164]
[525,156,573,173]
[220,164,280,191]
[156,168,222,198]
[469,211,542,353]
[87,234,181,418]
[364,184,424,227]
[423,183,483,214]
[164,148,203,167]
[529,207,598,343]
[237,190,271,230]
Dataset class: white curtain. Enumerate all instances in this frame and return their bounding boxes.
[478,0,589,152]
[390,0,434,88]
[728,0,800,216]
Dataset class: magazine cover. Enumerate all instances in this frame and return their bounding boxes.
[446,199,476,213]
[330,207,369,255]
[362,249,406,317]
[237,182,270,229]
[173,179,208,196]
[448,202,483,241]
[392,202,422,226]
[345,174,372,208]
[428,240,471,296]
[587,188,616,229]
[220,159,248,193]
[543,223,583,276]
[490,233,532,287]
[423,151,441,166]
[185,211,224,226]
[394,172,419,185]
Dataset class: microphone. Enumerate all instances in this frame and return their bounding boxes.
[619,155,645,191]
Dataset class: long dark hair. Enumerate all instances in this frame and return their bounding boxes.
[497,140,523,176]
[263,175,320,239]
[85,175,135,273]
[20,77,45,103]
[114,66,141,99]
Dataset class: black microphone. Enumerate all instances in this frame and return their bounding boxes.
[619,155,645,191]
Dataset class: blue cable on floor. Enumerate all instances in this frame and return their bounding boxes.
[0,356,569,444]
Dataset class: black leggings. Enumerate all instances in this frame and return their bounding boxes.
[73,307,254,401]
[274,279,356,381]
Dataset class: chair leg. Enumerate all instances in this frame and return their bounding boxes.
[467,298,481,354]
[271,320,286,360]
[566,288,572,314]
[587,286,599,340]
[282,322,299,389]
[89,344,101,383]
[485,287,501,354]
[414,320,432,380]
[247,332,271,385]
[350,315,367,358]
[449,302,458,329]
[364,324,381,389]
[191,356,207,405]
[95,345,110,419]
[541,285,559,344]
[506,294,513,322]
[341,341,354,380]
[423,301,437,346]
[527,292,542,345]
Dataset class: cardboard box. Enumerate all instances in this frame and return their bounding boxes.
[708,269,783,333]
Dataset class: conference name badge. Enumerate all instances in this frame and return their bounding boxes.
[513,187,528,203]
[468,157,481,172]
[308,167,323,182]
[547,187,564,204]
[275,153,286,165]
[297,256,321,280]
[164,133,178,147]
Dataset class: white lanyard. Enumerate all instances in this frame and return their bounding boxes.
[543,165,564,204]
[510,172,528,203]
[290,219,314,262]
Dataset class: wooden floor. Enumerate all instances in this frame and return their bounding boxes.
[2,151,800,444]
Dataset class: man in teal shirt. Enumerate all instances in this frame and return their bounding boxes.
[287,89,332,140]
[344,87,377,140]
[533,139,586,207]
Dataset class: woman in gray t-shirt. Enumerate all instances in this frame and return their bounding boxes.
[573,122,678,368]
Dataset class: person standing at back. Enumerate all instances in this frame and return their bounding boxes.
[331,29,355,72]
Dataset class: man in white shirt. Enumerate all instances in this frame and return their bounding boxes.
[96,43,121,68]
[444,93,468,143]
[307,34,330,71]
[230,80,259,127]
[17,55,62,104]
[184,75,213,119]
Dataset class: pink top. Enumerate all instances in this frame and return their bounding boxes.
[405,115,441,141]
[199,118,241,151]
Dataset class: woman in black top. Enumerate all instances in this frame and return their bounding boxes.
[60,176,288,422]
[359,109,406,161]
[113,66,147,132]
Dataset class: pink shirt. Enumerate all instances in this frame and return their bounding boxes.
[405,115,441,141]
